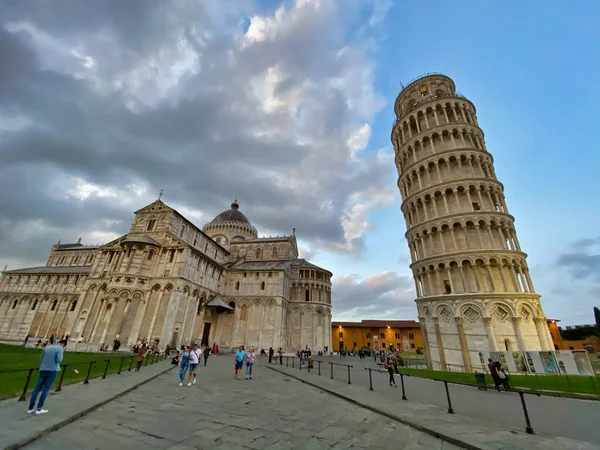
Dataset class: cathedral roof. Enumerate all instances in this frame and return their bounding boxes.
[121,235,160,246]
[209,201,252,226]
[292,258,332,275]
[3,266,91,275]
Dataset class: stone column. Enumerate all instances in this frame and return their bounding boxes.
[128,294,150,347]
[89,299,105,344]
[483,317,498,351]
[257,301,267,350]
[454,317,472,372]
[147,290,167,340]
[100,300,117,345]
[432,318,447,371]
[418,317,432,369]
[534,318,552,351]
[511,317,527,351]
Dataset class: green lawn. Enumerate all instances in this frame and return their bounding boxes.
[0,344,165,398]
[397,367,600,396]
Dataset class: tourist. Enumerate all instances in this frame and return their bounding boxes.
[202,345,211,366]
[495,361,510,389]
[278,348,283,365]
[28,339,67,415]
[234,345,246,380]
[188,344,201,385]
[135,344,147,372]
[212,342,218,355]
[385,356,397,388]
[268,347,274,364]
[23,334,30,347]
[245,346,256,380]
[178,346,191,387]
[487,358,501,391]
[171,351,180,365]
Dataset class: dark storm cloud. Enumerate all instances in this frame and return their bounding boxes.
[0,0,391,267]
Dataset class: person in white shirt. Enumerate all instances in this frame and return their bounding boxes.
[188,344,201,386]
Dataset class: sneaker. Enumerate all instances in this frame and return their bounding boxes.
[187,382,192,386]
[193,378,196,385]
[179,383,183,387]
[245,376,248,380]
[249,377,252,380]
[35,409,48,415]
[27,409,35,414]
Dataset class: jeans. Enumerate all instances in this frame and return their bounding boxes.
[28,370,58,410]
[179,364,189,382]
[203,355,209,366]
[245,363,254,376]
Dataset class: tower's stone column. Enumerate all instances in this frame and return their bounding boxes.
[391,74,549,371]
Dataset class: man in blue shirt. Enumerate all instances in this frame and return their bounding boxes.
[28,339,67,415]
[234,345,246,380]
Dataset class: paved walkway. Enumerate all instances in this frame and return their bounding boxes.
[15,355,455,450]
[271,357,599,449]
[318,356,600,445]
[0,359,173,450]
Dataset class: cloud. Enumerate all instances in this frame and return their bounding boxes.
[556,237,600,282]
[332,271,416,320]
[0,0,392,269]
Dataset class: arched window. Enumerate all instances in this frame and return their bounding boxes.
[261,281,265,290]
[147,251,154,260]
[235,281,240,290]
[228,301,235,310]
[12,299,18,309]
[197,298,204,315]
[51,300,58,311]
[70,300,77,312]
[31,299,38,310]
[255,248,262,259]
[272,247,278,258]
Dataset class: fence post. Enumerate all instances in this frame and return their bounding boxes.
[347,365,351,384]
[117,357,125,375]
[318,360,321,376]
[55,365,68,392]
[19,368,35,401]
[330,362,334,379]
[399,373,407,400]
[443,381,454,414]
[286,357,289,367]
[518,391,535,434]
[84,361,94,384]
[102,360,111,379]
[367,368,373,391]
[128,356,134,372]
[299,358,302,370]
[292,358,295,369]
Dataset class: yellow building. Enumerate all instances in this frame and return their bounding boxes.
[332,320,423,353]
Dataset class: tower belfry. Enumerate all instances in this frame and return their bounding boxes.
[391,74,553,371]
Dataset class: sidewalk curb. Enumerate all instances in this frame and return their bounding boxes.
[4,363,175,450]
[267,365,480,450]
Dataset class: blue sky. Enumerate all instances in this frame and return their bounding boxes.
[315,1,600,324]
[1,0,598,325]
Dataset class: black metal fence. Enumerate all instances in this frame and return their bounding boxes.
[0,353,168,402]
[280,358,541,435]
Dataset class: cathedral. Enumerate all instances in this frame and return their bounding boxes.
[0,198,333,352]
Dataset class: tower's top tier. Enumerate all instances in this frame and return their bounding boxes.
[394,73,460,119]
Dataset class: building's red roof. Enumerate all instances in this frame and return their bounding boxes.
[332,319,419,328]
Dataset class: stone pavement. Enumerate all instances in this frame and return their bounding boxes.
[315,356,600,445]
[0,359,174,450]
[17,355,456,450]
[269,359,600,450]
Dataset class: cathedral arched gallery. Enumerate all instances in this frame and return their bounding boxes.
[0,199,333,352]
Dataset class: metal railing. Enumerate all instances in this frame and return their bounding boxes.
[0,353,168,402]
[277,359,546,435]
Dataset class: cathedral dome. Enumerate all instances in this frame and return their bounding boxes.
[210,201,251,226]
[202,200,258,245]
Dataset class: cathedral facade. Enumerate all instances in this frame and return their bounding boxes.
[0,199,333,352]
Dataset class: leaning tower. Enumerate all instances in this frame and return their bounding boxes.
[391,74,554,372]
